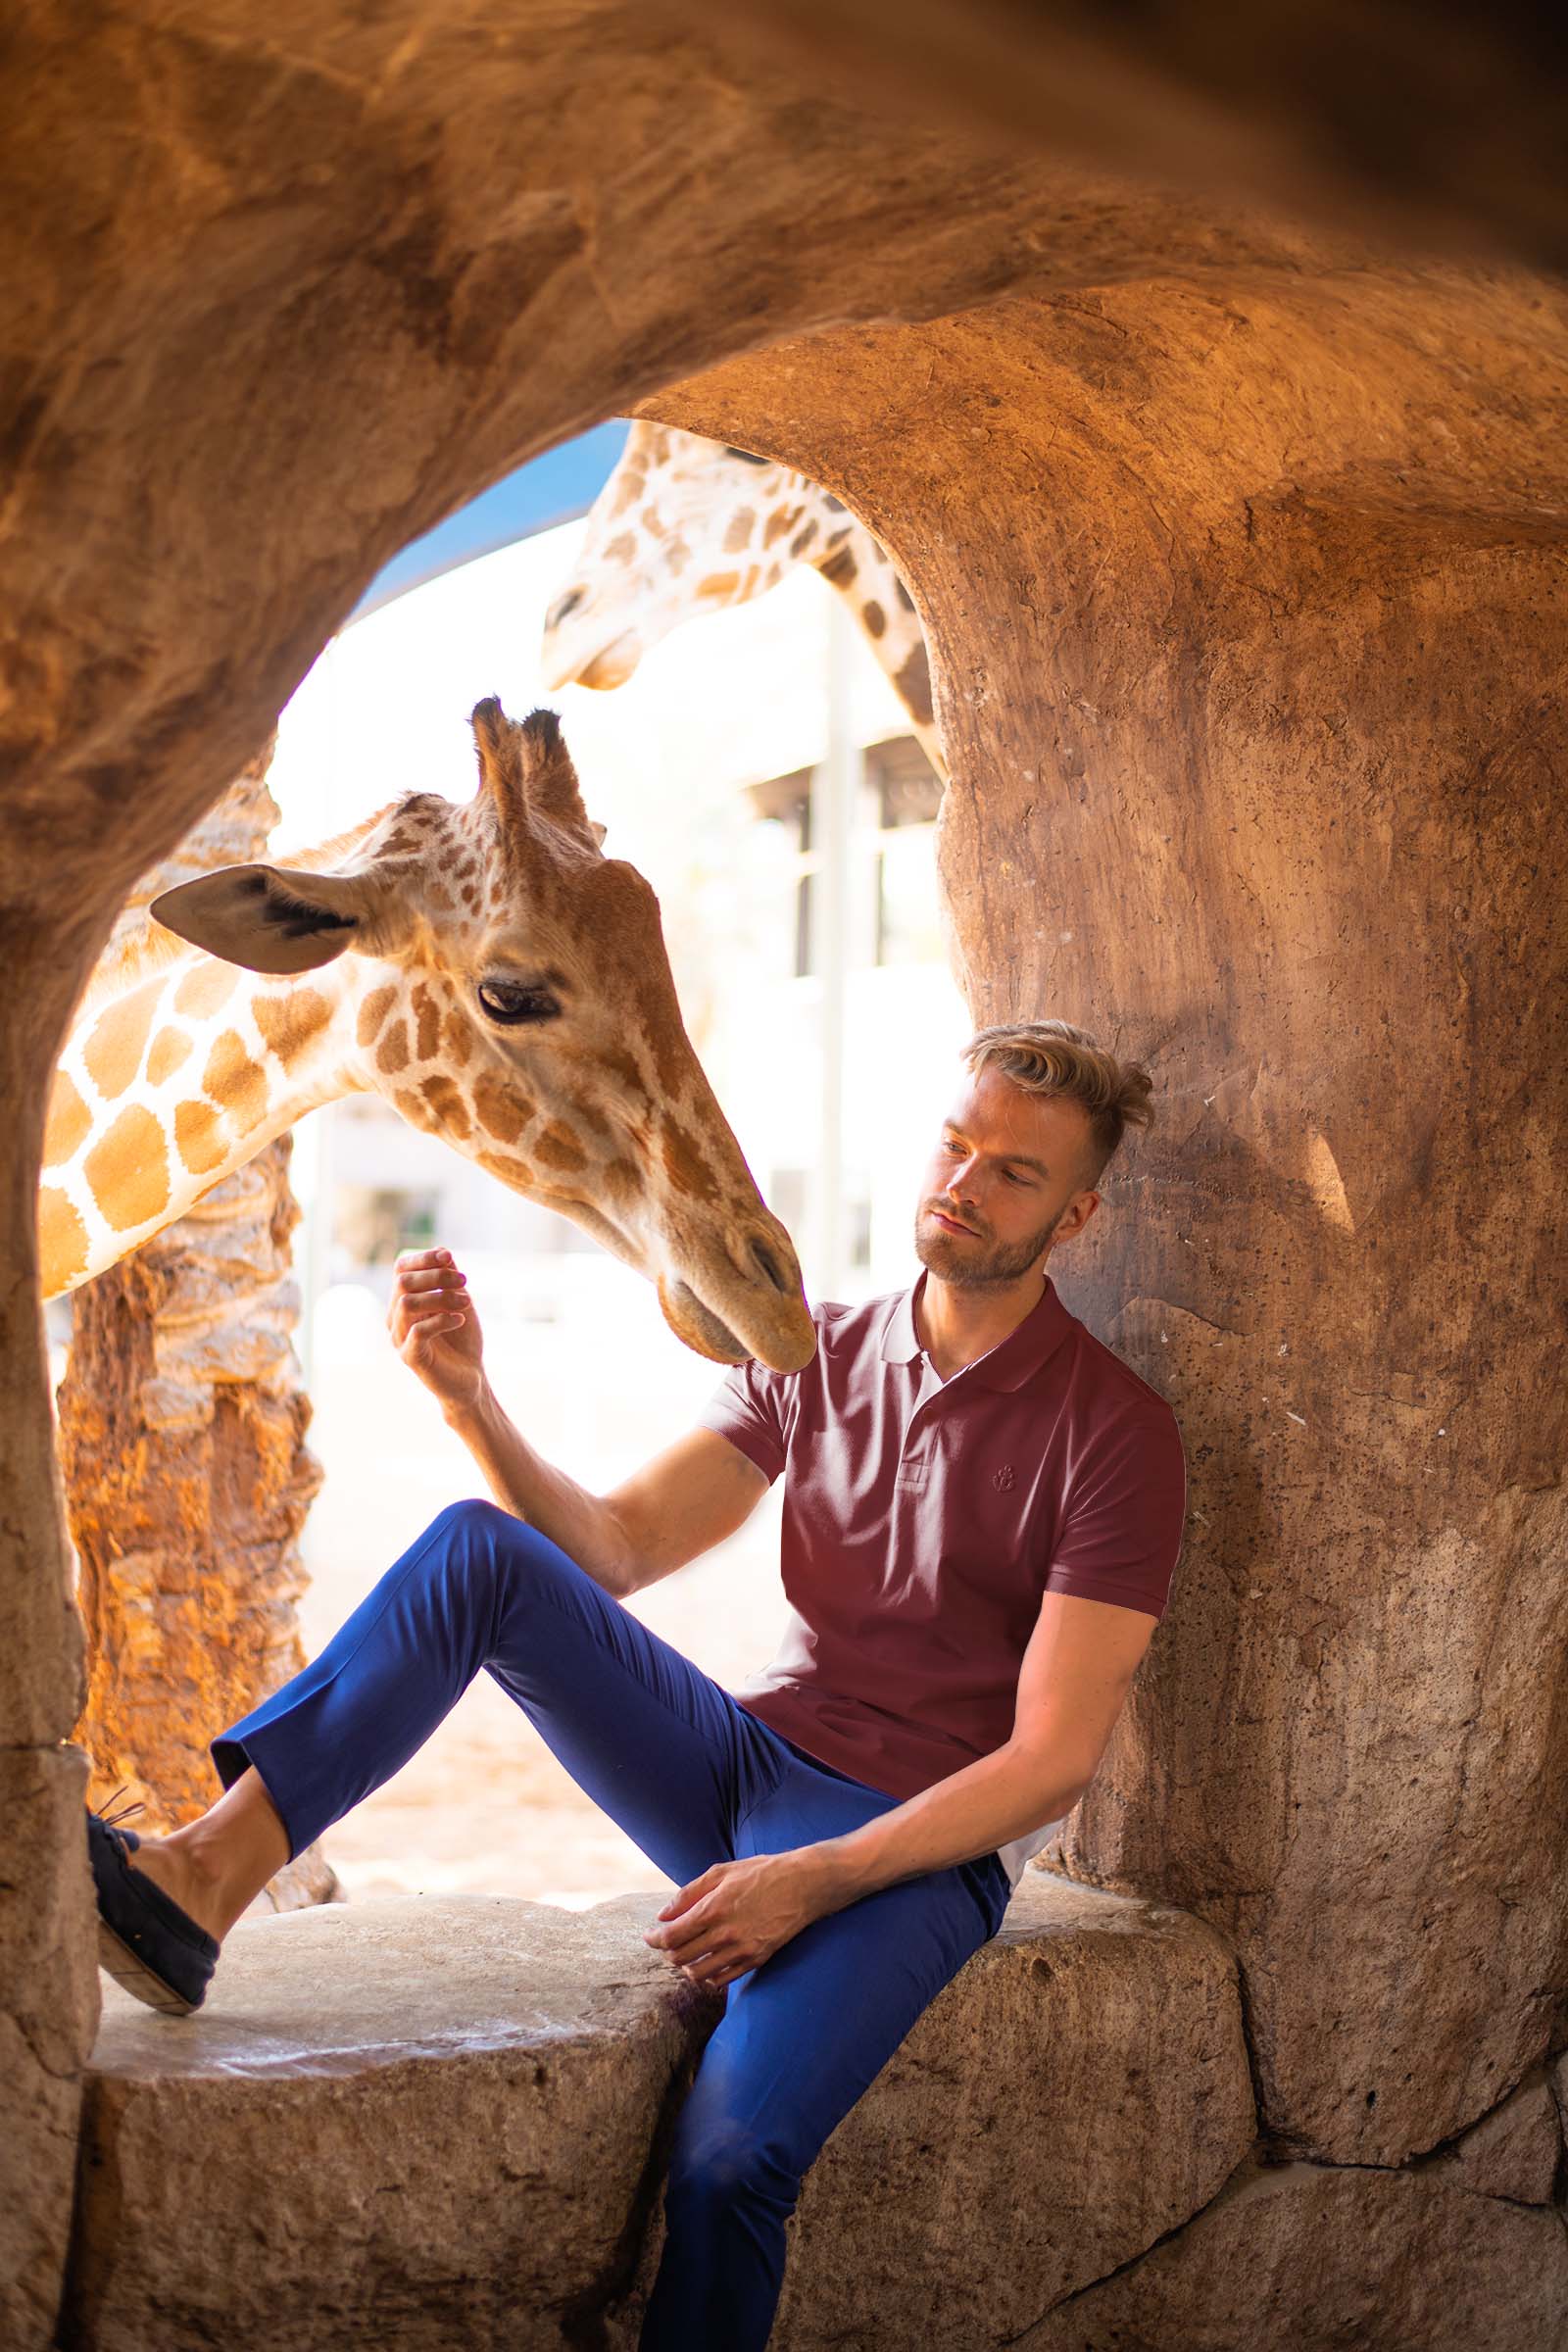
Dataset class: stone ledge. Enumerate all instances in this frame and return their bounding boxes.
[67,1874,1253,2350]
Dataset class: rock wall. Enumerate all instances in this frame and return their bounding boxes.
[54,758,337,1910]
[648,275,1568,2168]
[1,2,1565,2339]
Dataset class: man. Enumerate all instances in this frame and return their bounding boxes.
[87,1016,1187,2350]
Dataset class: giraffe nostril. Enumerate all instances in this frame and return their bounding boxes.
[546,587,585,631]
[750,1237,791,1296]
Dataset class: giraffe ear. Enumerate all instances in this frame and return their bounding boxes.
[471,697,601,851]
[150,862,391,974]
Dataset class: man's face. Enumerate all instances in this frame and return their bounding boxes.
[913,1064,1099,1288]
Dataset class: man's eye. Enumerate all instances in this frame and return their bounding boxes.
[476,980,562,1026]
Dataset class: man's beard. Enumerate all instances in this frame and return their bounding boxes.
[913,1197,1066,1289]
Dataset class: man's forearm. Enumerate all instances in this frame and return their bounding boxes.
[804,1742,1086,1910]
[442,1379,634,1597]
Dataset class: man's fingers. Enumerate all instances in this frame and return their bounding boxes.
[683,1945,750,1985]
[659,1865,724,1919]
[389,1294,467,1343]
[396,1265,467,1295]
[660,1909,730,1964]
[405,1314,466,1347]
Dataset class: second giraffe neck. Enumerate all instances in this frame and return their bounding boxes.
[40,947,368,1297]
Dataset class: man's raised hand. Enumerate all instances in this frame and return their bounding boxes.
[388,1248,487,1415]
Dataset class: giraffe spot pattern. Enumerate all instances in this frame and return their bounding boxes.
[376,1021,410,1075]
[723,509,756,553]
[661,1116,721,1203]
[896,577,917,612]
[789,521,818,559]
[204,1029,270,1128]
[477,1149,537,1190]
[535,1123,587,1172]
[42,1071,92,1168]
[85,1104,171,1232]
[609,467,646,519]
[443,1009,474,1067]
[862,599,887,639]
[603,531,636,565]
[895,642,936,727]
[419,1073,471,1140]
[640,1007,691,1104]
[698,569,740,600]
[412,985,441,1063]
[146,1025,193,1088]
[175,1099,228,1175]
[356,984,397,1049]
[602,1154,641,1200]
[254,987,332,1070]
[601,1046,647,1099]
[173,959,239,1020]
[818,545,858,589]
[473,1071,529,1144]
[38,1186,88,1288]
[82,975,162,1100]
[763,507,800,550]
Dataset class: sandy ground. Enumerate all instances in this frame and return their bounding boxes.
[295,1272,794,1912]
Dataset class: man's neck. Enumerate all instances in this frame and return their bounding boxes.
[912,1263,1049,1382]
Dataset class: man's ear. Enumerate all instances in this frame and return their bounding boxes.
[150,862,387,974]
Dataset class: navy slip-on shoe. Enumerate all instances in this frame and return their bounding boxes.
[86,1794,220,2017]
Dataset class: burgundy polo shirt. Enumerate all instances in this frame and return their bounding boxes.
[697,1268,1187,1888]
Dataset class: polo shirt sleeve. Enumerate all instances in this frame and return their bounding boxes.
[1045,1404,1188,1620]
[695,1357,789,1485]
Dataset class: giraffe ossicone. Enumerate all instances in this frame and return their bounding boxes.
[40,699,815,1375]
[540,423,947,781]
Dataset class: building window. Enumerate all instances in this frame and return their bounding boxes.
[745,734,942,982]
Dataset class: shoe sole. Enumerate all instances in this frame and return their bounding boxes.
[96,1916,201,2016]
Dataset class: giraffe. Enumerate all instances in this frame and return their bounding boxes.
[539,423,947,781]
[39,699,815,1375]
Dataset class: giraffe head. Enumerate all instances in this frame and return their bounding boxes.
[148,702,815,1373]
[541,422,874,671]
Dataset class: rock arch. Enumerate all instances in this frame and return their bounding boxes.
[3,5,1566,2340]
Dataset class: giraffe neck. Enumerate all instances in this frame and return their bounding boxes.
[39,943,368,1298]
[802,504,943,773]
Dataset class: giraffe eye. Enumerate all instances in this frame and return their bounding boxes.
[476,980,563,1027]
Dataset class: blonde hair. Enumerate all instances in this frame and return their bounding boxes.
[960,1019,1154,1192]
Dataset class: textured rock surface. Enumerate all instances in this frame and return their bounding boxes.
[610,1870,1253,2349]
[1013,2156,1568,2351]
[715,1,1568,271]
[0,1748,97,2352]
[644,272,1568,2167]
[1440,2069,1563,2207]
[74,1875,1252,2350]
[2,3,1566,2339]
[55,753,338,1910]
[71,1893,720,2351]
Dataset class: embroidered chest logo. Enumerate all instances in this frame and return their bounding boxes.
[992,1464,1016,1493]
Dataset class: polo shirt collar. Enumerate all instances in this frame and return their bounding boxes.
[878,1267,1072,1391]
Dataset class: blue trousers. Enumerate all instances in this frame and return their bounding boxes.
[212,1498,1011,2348]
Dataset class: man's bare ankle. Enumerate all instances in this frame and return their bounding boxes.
[130,1834,232,1940]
